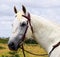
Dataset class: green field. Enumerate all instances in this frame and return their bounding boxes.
[0,38,48,57]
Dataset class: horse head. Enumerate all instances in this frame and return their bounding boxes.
[8,5,32,51]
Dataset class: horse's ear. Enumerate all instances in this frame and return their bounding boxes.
[14,6,17,14]
[22,5,26,14]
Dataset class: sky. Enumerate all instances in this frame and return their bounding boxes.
[0,0,60,37]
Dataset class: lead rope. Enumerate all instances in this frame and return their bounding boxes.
[21,44,26,57]
[21,13,48,57]
[20,44,48,57]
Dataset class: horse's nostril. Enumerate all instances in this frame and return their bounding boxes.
[8,42,16,50]
[8,42,15,47]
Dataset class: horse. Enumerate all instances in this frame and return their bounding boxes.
[8,5,60,57]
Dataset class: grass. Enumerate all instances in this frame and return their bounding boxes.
[0,38,8,44]
[0,46,6,49]
[0,39,48,57]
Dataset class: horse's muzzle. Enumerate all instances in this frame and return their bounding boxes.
[8,42,20,51]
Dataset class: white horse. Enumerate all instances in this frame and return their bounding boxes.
[8,5,60,57]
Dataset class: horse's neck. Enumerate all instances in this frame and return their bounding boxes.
[31,14,60,53]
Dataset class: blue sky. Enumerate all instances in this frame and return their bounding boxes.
[0,0,60,37]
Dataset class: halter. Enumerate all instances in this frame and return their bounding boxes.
[21,13,34,42]
[19,13,34,57]
[22,13,33,33]
[21,13,48,57]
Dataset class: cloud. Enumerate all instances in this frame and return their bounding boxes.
[0,21,12,37]
[0,4,14,16]
[0,0,60,37]
[0,16,14,37]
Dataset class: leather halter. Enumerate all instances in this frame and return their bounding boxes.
[49,42,60,56]
[22,13,33,33]
[21,13,33,42]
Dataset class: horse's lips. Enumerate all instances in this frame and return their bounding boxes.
[8,41,23,51]
[8,45,17,51]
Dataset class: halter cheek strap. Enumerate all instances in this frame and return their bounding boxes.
[21,21,28,42]
[21,12,33,42]
[22,13,33,33]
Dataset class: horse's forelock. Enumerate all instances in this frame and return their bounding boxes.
[16,11,24,21]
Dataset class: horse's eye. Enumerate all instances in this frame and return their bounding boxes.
[21,22,26,27]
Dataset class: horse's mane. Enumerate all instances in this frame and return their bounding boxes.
[31,14,60,30]
[16,11,24,21]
